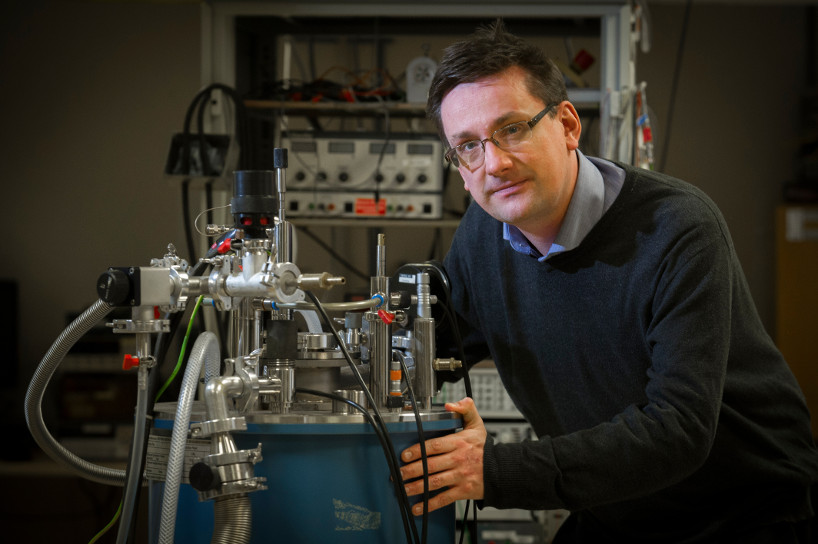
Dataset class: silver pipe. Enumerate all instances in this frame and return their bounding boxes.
[230,307,241,359]
[236,298,252,356]
[252,308,263,352]
[255,298,380,312]
[413,316,435,410]
[376,233,386,277]
[366,233,391,409]
[204,376,245,423]
[366,312,390,409]
[414,272,435,409]
[212,495,252,544]
[275,150,291,263]
[202,365,255,543]
[24,299,125,485]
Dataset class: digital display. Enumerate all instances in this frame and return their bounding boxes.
[290,140,316,153]
[329,141,355,154]
[407,143,434,155]
[369,142,396,155]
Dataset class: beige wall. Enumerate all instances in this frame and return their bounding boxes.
[1,1,201,387]
[637,3,808,337]
[1,1,808,392]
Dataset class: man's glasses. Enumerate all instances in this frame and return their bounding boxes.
[444,103,559,170]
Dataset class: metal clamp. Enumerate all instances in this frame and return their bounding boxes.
[189,417,248,438]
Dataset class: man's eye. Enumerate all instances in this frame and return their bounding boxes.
[503,124,523,136]
[460,141,481,153]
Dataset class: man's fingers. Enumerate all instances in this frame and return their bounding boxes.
[403,468,451,497]
[400,444,455,481]
[400,397,483,463]
[445,397,483,429]
[411,488,459,516]
[401,434,450,465]
[398,396,486,514]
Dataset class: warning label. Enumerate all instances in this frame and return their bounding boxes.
[355,197,387,216]
[145,432,211,483]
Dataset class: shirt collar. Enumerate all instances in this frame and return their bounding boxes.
[504,149,606,260]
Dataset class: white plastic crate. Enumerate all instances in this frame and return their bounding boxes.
[435,366,523,419]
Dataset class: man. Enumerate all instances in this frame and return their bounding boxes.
[399,20,818,543]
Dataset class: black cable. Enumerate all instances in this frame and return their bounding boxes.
[373,106,391,205]
[181,178,197,263]
[297,226,371,282]
[415,262,477,544]
[177,83,252,266]
[178,88,211,264]
[182,83,251,172]
[180,90,211,175]
[435,301,472,399]
[293,387,412,537]
[295,384,417,544]
[194,85,250,174]
[417,261,472,398]
[458,503,469,544]
[307,292,417,544]
[294,387,399,489]
[196,90,215,176]
[304,290,419,544]
[396,351,430,544]
[204,180,215,257]
[658,0,693,172]
[426,229,441,262]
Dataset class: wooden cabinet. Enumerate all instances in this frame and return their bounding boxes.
[776,205,818,438]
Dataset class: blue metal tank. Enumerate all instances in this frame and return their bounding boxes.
[149,411,461,543]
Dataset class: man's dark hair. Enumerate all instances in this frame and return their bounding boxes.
[426,19,568,142]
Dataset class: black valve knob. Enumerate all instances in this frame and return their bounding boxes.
[273,147,288,169]
[96,268,132,306]
[189,462,221,492]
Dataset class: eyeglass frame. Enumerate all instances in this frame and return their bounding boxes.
[443,102,560,169]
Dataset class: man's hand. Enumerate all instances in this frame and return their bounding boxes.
[400,397,487,515]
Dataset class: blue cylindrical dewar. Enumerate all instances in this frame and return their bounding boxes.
[149,413,462,543]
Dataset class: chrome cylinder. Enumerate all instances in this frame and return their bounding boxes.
[413,272,435,409]
[364,312,390,409]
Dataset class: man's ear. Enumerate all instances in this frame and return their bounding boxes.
[560,102,582,151]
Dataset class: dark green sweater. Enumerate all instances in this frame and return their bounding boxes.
[443,163,818,541]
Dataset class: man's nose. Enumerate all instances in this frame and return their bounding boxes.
[483,140,513,175]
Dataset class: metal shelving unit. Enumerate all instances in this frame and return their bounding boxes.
[201,0,634,162]
[199,4,634,542]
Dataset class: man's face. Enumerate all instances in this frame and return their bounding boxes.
[440,66,581,240]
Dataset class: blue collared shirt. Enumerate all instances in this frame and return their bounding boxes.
[503,150,625,261]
